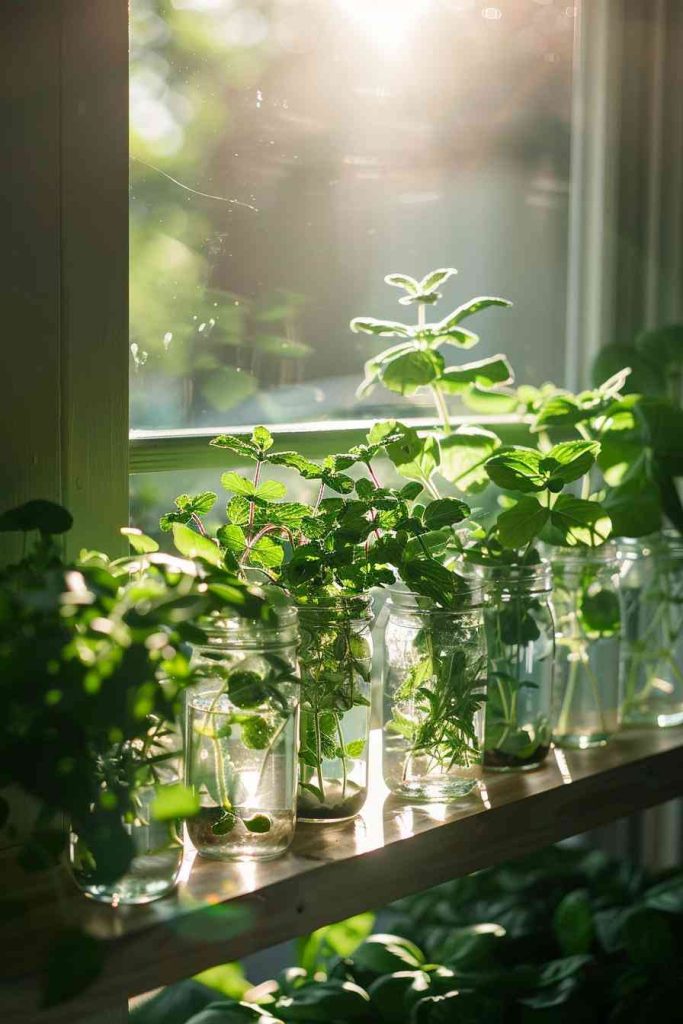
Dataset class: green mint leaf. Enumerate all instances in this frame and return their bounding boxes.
[436,295,512,330]
[418,267,458,293]
[439,426,501,493]
[534,393,585,428]
[438,354,513,393]
[349,317,412,337]
[244,814,272,833]
[209,433,259,460]
[485,446,546,493]
[172,523,225,567]
[384,272,419,294]
[151,783,200,821]
[251,425,274,451]
[541,440,600,486]
[462,385,518,413]
[548,496,612,547]
[250,535,285,570]
[423,497,470,529]
[226,495,251,525]
[418,325,480,349]
[255,480,286,501]
[216,524,247,553]
[221,471,257,497]
[381,350,444,396]
[120,528,159,554]
[497,496,550,549]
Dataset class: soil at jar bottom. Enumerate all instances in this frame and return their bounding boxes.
[297,779,366,822]
[483,744,550,771]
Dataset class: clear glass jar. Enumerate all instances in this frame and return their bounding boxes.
[296,595,373,822]
[382,587,487,801]
[552,545,622,748]
[186,608,299,860]
[70,770,183,905]
[619,532,683,728]
[477,563,554,771]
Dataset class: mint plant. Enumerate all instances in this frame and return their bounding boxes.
[164,424,487,812]
[351,268,512,435]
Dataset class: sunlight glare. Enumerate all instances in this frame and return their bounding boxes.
[336,0,430,55]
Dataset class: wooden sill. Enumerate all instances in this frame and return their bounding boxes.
[4,726,683,1023]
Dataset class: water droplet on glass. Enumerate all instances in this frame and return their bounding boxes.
[198,322,206,332]
[256,89,263,108]
[163,331,173,350]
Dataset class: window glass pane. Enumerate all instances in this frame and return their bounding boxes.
[130,0,575,431]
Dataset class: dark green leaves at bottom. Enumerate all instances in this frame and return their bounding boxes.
[42,929,104,1007]
[553,889,594,956]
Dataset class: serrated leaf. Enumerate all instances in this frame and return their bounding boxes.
[217,524,247,553]
[436,295,512,330]
[172,523,225,567]
[438,354,513,393]
[423,497,470,529]
[252,425,274,451]
[542,440,600,485]
[485,447,546,493]
[497,496,550,548]
[250,535,285,569]
[384,272,419,294]
[221,471,256,496]
[439,426,501,493]
[209,433,259,460]
[226,494,251,525]
[255,480,286,501]
[419,267,458,293]
[548,496,612,547]
[381,350,444,395]
[350,317,412,337]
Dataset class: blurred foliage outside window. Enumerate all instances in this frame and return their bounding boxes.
[130,0,575,432]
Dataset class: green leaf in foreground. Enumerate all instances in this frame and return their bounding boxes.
[151,783,200,821]
[553,889,594,956]
[172,523,225,567]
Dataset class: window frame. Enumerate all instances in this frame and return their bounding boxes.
[5,0,681,554]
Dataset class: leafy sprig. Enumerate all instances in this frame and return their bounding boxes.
[351,268,512,432]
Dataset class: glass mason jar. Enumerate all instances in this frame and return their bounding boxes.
[552,545,622,748]
[477,563,554,771]
[382,587,487,801]
[186,607,299,860]
[296,595,373,823]
[70,761,183,905]
[619,532,683,728]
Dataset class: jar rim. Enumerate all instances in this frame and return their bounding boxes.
[618,530,683,560]
[469,559,552,591]
[550,541,618,567]
[197,603,298,639]
[296,591,374,619]
[387,583,484,611]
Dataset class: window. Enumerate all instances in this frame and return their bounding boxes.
[130,0,575,439]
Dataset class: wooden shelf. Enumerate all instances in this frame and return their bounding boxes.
[4,727,683,1023]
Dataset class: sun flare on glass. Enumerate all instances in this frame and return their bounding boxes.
[336,0,431,54]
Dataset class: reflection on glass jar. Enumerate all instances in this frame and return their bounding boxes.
[187,608,299,860]
[619,533,683,728]
[296,595,373,823]
[552,545,622,748]
[477,563,554,771]
[70,780,182,905]
[382,587,486,801]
